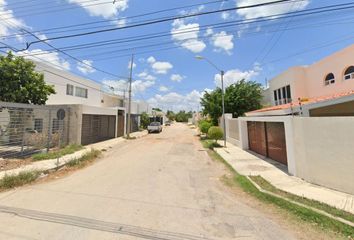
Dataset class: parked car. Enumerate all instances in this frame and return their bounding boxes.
[165,121,171,126]
[147,122,162,133]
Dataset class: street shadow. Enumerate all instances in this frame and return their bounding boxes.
[0,205,213,240]
[245,150,289,175]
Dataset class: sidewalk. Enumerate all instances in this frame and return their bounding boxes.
[214,143,354,215]
[0,130,148,179]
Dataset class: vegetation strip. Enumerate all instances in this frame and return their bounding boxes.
[200,139,354,238]
[0,149,101,191]
[250,175,354,224]
[32,144,83,161]
[247,176,354,228]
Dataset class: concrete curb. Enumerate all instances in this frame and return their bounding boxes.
[246,176,354,228]
[0,130,148,179]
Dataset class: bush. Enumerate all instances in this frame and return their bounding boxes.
[208,126,223,143]
[199,121,212,135]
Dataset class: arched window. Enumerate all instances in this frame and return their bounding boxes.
[344,66,354,80]
[324,73,335,86]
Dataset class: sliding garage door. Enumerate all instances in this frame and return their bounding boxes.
[247,121,288,166]
[265,122,288,165]
[81,114,116,145]
[247,121,267,156]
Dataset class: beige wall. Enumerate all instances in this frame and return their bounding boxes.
[305,44,354,98]
[266,44,354,105]
[292,117,354,195]
[239,116,354,194]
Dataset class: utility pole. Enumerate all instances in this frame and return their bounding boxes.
[127,54,134,138]
[221,70,226,147]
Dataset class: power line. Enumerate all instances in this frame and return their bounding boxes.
[0,16,129,80]
[1,0,229,40]
[21,0,301,49]
[15,3,354,60]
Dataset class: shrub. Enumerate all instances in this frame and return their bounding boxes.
[199,121,212,135]
[208,126,223,143]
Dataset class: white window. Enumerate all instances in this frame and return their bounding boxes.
[66,84,74,95]
[75,86,88,98]
[344,66,354,80]
[324,73,335,86]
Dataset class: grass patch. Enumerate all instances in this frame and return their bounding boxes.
[250,175,354,223]
[66,149,101,168]
[0,171,40,190]
[32,144,83,161]
[201,139,222,150]
[201,141,354,239]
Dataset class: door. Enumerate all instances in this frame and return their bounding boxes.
[117,110,125,137]
[265,122,288,165]
[81,114,116,145]
[247,121,267,156]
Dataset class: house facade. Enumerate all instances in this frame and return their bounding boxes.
[34,62,151,145]
[225,44,354,195]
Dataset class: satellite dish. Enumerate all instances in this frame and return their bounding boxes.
[57,109,66,120]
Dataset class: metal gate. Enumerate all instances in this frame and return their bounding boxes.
[247,121,287,166]
[81,114,116,145]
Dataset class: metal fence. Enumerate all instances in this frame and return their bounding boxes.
[0,102,70,159]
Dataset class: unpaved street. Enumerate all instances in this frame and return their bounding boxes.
[0,123,297,240]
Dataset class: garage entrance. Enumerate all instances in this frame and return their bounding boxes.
[117,110,125,137]
[247,121,288,166]
[81,114,116,145]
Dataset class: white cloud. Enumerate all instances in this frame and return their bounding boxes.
[67,0,129,19]
[77,59,95,74]
[137,70,156,81]
[17,49,71,70]
[159,86,169,92]
[214,64,262,87]
[0,0,25,37]
[211,31,234,54]
[102,78,155,96]
[152,61,173,74]
[147,56,156,64]
[236,0,310,19]
[205,27,214,36]
[115,18,127,27]
[171,19,206,53]
[127,60,136,69]
[170,74,184,82]
[148,90,202,111]
[221,12,231,20]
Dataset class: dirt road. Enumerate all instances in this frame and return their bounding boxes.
[0,123,297,240]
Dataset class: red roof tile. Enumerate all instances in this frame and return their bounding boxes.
[249,90,354,114]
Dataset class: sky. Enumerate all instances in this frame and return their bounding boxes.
[1,0,354,111]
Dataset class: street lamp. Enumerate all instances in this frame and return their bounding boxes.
[195,55,226,147]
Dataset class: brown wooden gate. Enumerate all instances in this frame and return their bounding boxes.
[247,121,267,156]
[117,110,125,137]
[247,121,287,166]
[81,114,116,145]
[265,122,287,165]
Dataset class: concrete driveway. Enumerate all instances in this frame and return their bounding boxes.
[0,123,296,240]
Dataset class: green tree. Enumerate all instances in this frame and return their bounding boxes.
[198,120,212,135]
[208,126,223,143]
[0,52,55,104]
[200,88,222,126]
[175,110,192,122]
[200,80,263,124]
[166,110,175,121]
[225,79,263,117]
[140,112,150,129]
